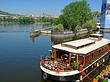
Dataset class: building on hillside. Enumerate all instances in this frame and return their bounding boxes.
[0,15,10,19]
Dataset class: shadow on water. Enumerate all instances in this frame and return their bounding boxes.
[84,58,110,82]
[30,34,41,43]
[51,33,89,45]
[40,76,75,82]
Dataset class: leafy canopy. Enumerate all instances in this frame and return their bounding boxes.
[53,24,64,32]
[82,21,93,29]
[54,0,93,31]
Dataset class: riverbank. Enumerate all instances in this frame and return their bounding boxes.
[51,29,92,38]
[35,22,51,24]
[0,22,20,24]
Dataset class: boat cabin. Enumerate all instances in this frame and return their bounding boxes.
[52,34,110,67]
[89,34,103,41]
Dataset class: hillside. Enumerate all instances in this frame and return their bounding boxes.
[0,10,19,16]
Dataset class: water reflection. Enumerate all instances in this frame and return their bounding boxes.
[51,33,89,44]
[30,34,40,43]
[84,58,110,82]
[101,32,110,40]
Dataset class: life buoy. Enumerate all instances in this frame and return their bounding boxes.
[40,61,42,65]
[43,73,47,80]
[55,68,60,74]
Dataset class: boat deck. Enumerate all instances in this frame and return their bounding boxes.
[41,58,73,72]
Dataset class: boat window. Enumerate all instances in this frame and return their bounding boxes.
[62,44,65,47]
[85,44,88,46]
[71,54,76,56]
[94,53,95,57]
[72,46,75,49]
[92,53,94,58]
[67,45,70,48]
[90,55,91,59]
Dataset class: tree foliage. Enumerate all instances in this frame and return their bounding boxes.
[53,24,64,32]
[0,17,35,23]
[38,16,56,23]
[82,21,93,29]
[54,0,93,31]
[82,20,97,30]
[90,19,97,30]
[92,11,101,17]
[0,18,2,22]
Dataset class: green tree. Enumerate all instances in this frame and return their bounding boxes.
[3,16,6,22]
[82,21,93,30]
[18,17,23,22]
[90,20,97,30]
[92,11,101,17]
[0,18,2,22]
[54,0,93,31]
[53,24,64,32]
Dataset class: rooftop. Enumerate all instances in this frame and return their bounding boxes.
[89,34,103,37]
[52,38,110,54]
[62,38,95,47]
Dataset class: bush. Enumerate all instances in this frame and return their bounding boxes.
[90,20,97,30]
[82,21,93,29]
[85,64,89,67]
[53,24,64,32]
[73,63,79,69]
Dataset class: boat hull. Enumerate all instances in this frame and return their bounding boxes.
[40,65,81,81]
[30,30,41,36]
[41,69,81,81]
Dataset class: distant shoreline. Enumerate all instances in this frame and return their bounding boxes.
[0,22,52,25]
[35,22,51,24]
[0,22,20,24]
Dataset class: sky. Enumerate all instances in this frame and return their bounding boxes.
[0,0,102,16]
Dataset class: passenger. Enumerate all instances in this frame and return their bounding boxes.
[64,54,68,57]
[61,55,63,61]
[54,60,57,67]
[99,76,104,82]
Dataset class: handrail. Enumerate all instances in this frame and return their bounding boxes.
[40,54,45,60]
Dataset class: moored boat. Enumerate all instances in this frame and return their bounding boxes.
[40,34,110,81]
[30,26,41,36]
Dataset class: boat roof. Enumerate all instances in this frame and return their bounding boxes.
[62,38,95,47]
[52,38,110,54]
[89,34,103,37]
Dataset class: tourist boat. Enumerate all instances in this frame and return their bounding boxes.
[40,34,110,81]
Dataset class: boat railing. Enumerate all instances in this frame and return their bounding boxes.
[40,55,74,72]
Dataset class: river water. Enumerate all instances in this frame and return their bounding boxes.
[0,24,110,82]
